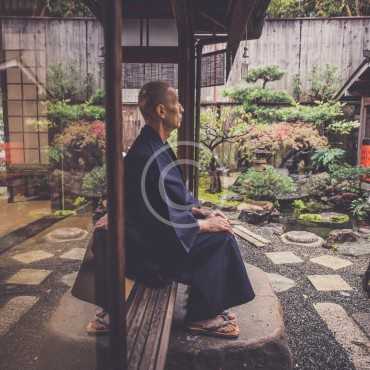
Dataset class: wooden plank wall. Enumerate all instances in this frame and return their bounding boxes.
[228,18,370,94]
[1,17,370,97]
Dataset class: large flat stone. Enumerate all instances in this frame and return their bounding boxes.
[12,250,54,264]
[310,255,352,270]
[337,242,370,257]
[265,252,303,265]
[60,248,86,261]
[307,275,352,291]
[166,264,293,370]
[6,269,52,285]
[314,303,370,369]
[268,273,296,293]
[0,296,39,336]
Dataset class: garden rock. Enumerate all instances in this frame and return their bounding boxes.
[220,194,244,202]
[262,223,286,236]
[298,212,350,227]
[336,242,370,257]
[238,200,277,225]
[326,229,360,247]
[281,231,325,248]
[46,227,88,243]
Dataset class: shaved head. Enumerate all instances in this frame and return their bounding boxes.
[138,80,171,122]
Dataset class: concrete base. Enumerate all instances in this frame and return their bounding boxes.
[39,265,292,370]
[166,264,293,370]
[38,291,109,370]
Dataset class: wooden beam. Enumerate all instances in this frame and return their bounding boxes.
[121,47,179,63]
[103,0,126,369]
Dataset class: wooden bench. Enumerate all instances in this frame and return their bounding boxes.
[93,228,179,370]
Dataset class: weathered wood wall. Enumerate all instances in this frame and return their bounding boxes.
[228,17,370,94]
[1,17,370,98]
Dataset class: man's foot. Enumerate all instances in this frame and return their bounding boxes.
[186,314,240,339]
[86,310,109,336]
[86,318,109,335]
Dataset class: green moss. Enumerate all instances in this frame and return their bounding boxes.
[53,210,76,217]
[330,214,349,223]
[198,176,241,207]
[298,213,350,224]
[298,213,322,223]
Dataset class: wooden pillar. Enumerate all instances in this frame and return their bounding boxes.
[172,0,196,192]
[194,43,203,199]
[103,1,126,369]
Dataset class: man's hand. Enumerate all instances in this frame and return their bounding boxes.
[209,210,227,220]
[198,216,233,234]
[192,207,228,220]
[95,214,108,230]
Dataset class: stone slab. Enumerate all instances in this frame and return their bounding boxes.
[267,273,296,293]
[310,255,353,270]
[265,252,304,265]
[166,264,293,370]
[12,250,54,264]
[352,312,370,339]
[61,272,78,288]
[0,296,39,336]
[337,243,370,257]
[307,275,352,291]
[38,290,106,370]
[60,248,85,261]
[6,269,52,285]
[314,303,370,369]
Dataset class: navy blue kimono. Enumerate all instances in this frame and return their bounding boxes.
[125,125,255,321]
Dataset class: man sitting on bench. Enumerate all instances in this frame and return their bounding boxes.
[89,81,255,339]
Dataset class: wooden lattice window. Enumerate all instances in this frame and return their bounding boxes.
[123,63,178,89]
[201,50,226,88]
[3,49,48,166]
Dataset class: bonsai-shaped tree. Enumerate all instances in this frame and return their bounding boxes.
[200,107,249,193]
[224,65,294,115]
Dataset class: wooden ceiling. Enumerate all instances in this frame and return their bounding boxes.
[83,0,270,40]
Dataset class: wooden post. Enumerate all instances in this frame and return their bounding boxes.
[194,43,203,199]
[103,1,126,369]
[173,0,196,191]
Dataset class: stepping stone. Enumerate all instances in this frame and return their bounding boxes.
[46,228,88,243]
[307,274,352,291]
[167,265,293,370]
[12,250,54,264]
[265,252,303,265]
[310,255,353,270]
[267,273,296,292]
[60,248,85,261]
[0,296,39,336]
[314,303,370,369]
[337,242,370,257]
[61,272,78,288]
[6,269,52,285]
[281,231,325,248]
[352,312,370,339]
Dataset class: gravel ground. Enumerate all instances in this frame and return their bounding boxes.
[236,221,370,370]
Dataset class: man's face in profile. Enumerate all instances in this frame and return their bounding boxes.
[162,87,184,131]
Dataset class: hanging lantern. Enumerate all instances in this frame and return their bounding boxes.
[241,23,248,80]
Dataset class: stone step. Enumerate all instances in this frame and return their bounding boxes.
[38,265,293,370]
[166,264,293,370]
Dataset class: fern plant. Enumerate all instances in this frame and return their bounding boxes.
[311,148,346,171]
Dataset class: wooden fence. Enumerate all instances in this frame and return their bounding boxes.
[1,16,370,98]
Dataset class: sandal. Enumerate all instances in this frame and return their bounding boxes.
[186,314,240,339]
[86,318,109,336]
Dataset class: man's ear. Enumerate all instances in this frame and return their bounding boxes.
[155,104,166,120]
